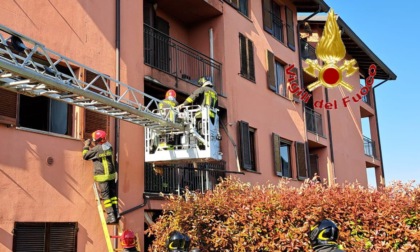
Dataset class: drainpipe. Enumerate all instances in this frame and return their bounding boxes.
[324,89,335,185]
[372,79,389,186]
[209,28,214,82]
[114,0,121,248]
[296,5,326,179]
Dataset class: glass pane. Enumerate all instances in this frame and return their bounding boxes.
[50,99,68,134]
[280,143,290,177]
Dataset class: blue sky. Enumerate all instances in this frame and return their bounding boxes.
[323,1,420,186]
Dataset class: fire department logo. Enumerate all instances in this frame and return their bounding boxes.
[304,9,358,92]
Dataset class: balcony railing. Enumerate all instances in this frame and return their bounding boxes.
[144,24,223,95]
[300,38,316,60]
[145,162,227,195]
[364,136,377,158]
[305,107,324,137]
[360,84,371,105]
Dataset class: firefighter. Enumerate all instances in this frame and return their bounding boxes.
[166,231,192,252]
[159,89,179,122]
[177,76,218,125]
[82,130,118,224]
[309,219,345,252]
[120,230,139,252]
[157,89,179,149]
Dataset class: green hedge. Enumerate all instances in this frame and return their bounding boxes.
[145,177,420,251]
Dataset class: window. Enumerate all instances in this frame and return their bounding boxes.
[239,33,255,81]
[285,7,295,50]
[13,222,77,252]
[19,95,72,135]
[225,0,248,16]
[273,133,292,178]
[263,0,283,42]
[239,120,256,171]
[266,50,287,97]
[0,89,17,125]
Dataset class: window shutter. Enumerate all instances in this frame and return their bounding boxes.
[0,89,17,125]
[49,223,77,252]
[286,7,295,50]
[262,0,272,32]
[266,50,276,91]
[239,34,248,77]
[13,223,46,252]
[84,69,109,138]
[273,133,281,175]
[239,121,252,169]
[295,142,308,180]
[248,39,255,81]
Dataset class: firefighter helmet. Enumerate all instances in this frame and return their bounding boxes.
[92,130,107,143]
[166,89,177,99]
[309,219,339,246]
[197,76,213,87]
[166,231,190,251]
[120,230,137,248]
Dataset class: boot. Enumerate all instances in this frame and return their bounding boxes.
[106,212,117,224]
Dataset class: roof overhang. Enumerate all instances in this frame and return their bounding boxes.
[292,0,330,13]
[298,15,397,80]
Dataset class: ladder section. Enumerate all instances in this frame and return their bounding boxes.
[0,24,183,133]
[93,183,122,252]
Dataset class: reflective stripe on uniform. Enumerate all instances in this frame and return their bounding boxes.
[94,172,116,182]
[111,196,118,205]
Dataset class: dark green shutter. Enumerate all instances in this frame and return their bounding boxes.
[286,7,295,50]
[239,121,252,169]
[296,142,308,180]
[273,133,281,175]
[248,39,255,81]
[267,50,276,91]
[239,33,247,77]
[263,0,272,32]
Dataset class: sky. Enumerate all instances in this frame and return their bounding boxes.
[322,1,420,186]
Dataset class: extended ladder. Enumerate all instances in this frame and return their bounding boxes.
[0,24,183,133]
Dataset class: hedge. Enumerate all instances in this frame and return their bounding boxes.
[145,177,420,251]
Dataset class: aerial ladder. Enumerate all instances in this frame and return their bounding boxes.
[0,23,222,251]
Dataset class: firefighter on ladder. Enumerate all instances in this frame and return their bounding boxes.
[120,230,139,252]
[82,130,119,224]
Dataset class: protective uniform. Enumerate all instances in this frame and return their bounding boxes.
[180,76,218,123]
[82,130,118,224]
[309,219,345,252]
[159,89,179,122]
[120,230,139,252]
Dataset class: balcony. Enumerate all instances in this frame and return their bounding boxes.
[154,0,223,26]
[306,107,324,137]
[144,24,223,95]
[300,38,316,60]
[144,162,227,195]
[364,136,377,158]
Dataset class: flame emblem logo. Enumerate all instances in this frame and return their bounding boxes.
[304,9,358,92]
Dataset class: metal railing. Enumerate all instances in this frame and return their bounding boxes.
[300,38,316,60]
[144,24,223,95]
[360,84,371,105]
[305,107,324,136]
[144,162,227,195]
[364,136,377,158]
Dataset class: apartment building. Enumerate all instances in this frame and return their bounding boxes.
[0,0,395,251]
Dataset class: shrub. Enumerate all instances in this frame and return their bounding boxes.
[145,177,420,251]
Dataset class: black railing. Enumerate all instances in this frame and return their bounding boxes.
[364,136,377,158]
[145,162,227,195]
[360,84,371,105]
[144,24,223,95]
[300,38,316,60]
[305,107,324,136]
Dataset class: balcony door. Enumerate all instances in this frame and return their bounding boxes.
[144,2,170,72]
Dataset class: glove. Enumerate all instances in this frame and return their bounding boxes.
[177,104,184,110]
[84,139,92,147]
[114,172,118,183]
